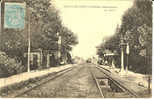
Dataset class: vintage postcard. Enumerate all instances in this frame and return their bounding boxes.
[0,0,152,98]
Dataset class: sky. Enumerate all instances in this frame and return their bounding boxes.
[52,0,133,59]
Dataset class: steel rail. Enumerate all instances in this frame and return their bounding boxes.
[13,67,74,98]
[96,65,138,98]
[89,68,105,98]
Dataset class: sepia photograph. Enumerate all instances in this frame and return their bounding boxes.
[0,0,152,98]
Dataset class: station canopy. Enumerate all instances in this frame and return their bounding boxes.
[103,49,118,56]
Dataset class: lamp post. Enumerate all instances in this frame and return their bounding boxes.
[126,43,129,73]
[125,30,131,73]
[120,35,126,73]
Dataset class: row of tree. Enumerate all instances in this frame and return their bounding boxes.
[0,0,78,77]
[97,0,152,74]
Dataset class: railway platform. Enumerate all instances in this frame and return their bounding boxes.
[97,65,152,97]
[0,64,76,89]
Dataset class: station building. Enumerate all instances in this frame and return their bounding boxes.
[24,49,59,70]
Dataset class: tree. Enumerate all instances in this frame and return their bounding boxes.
[60,27,78,62]
[1,0,60,62]
[0,29,27,62]
[26,0,78,53]
[97,25,121,57]
[97,0,152,74]
[120,0,152,74]
[1,0,78,66]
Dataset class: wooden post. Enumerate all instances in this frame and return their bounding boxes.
[120,47,124,72]
[148,75,151,94]
[47,54,50,67]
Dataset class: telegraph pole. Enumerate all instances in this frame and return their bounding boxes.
[27,9,31,72]
[0,1,1,42]
[0,0,1,31]
[0,0,3,50]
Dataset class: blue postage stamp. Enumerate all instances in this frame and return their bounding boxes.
[4,3,25,29]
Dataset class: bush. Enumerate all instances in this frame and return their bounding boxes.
[0,52,26,78]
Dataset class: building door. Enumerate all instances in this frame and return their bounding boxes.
[32,54,38,70]
[50,54,56,67]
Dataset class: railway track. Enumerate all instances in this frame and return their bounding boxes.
[7,67,74,98]
[89,68,105,98]
[3,64,140,98]
[96,65,138,97]
[90,64,138,98]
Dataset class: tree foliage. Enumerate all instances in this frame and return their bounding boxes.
[60,27,78,52]
[0,52,26,77]
[0,0,78,69]
[97,0,152,74]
